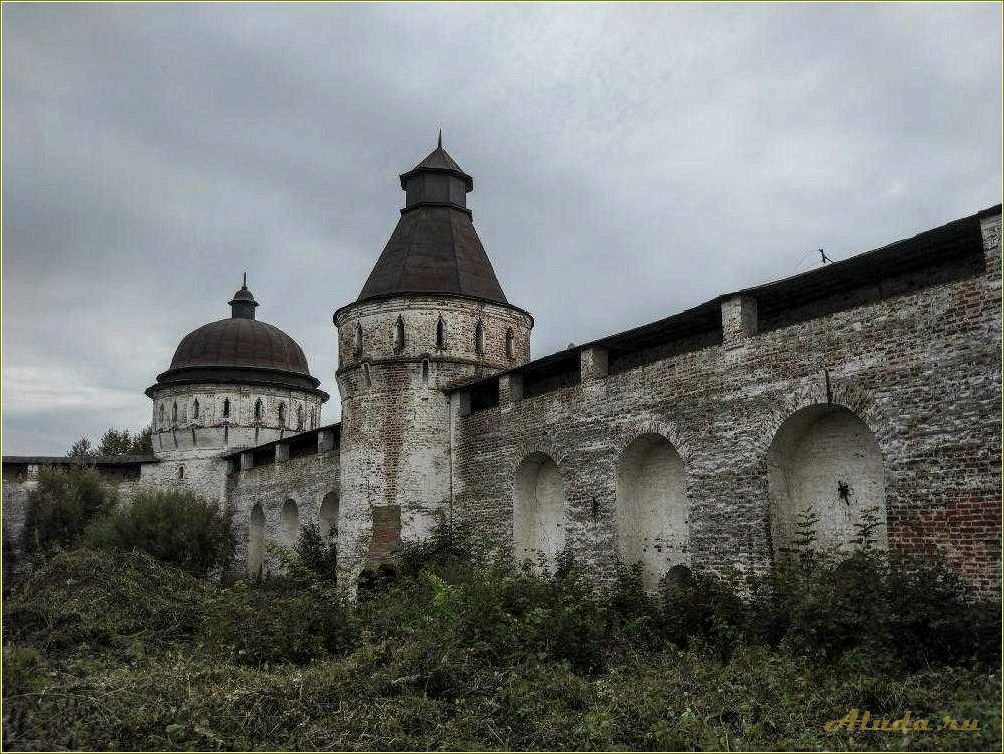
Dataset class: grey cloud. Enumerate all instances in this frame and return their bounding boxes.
[2,1,1000,454]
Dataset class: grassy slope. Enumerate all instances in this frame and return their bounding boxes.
[2,550,1000,752]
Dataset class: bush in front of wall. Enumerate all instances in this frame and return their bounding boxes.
[85,489,232,576]
[23,466,114,553]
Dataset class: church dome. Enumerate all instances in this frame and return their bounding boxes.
[148,280,326,397]
[169,318,311,375]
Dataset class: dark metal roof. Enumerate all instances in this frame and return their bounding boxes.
[357,205,509,305]
[448,203,1001,395]
[352,139,511,308]
[149,286,326,397]
[733,205,996,316]
[169,318,312,375]
[2,455,158,466]
[221,422,341,463]
[399,140,474,191]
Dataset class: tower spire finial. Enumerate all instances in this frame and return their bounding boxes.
[230,275,258,319]
[437,128,442,149]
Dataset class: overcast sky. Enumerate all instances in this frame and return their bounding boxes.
[2,2,1001,455]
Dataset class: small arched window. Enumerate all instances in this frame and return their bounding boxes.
[172,402,178,422]
[296,404,304,430]
[222,397,230,418]
[354,322,363,357]
[254,398,263,421]
[506,328,515,361]
[178,465,185,480]
[278,402,286,426]
[422,359,430,384]
[394,315,405,352]
[436,316,446,350]
[474,320,485,357]
[192,398,200,419]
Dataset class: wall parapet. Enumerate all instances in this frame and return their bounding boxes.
[448,204,1000,407]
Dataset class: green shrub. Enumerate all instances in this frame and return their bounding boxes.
[296,521,338,582]
[878,552,1001,668]
[23,466,113,552]
[657,564,746,657]
[200,562,356,666]
[3,548,207,653]
[394,517,476,578]
[605,563,662,650]
[2,645,47,697]
[85,489,232,575]
[751,541,1001,669]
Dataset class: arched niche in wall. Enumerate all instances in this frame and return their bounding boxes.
[513,452,567,570]
[247,504,265,580]
[319,491,339,544]
[616,433,688,589]
[768,404,886,557]
[281,499,299,549]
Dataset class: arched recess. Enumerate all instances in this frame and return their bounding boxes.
[513,453,567,569]
[247,504,265,579]
[319,491,339,545]
[616,433,689,589]
[768,404,886,556]
[281,499,300,549]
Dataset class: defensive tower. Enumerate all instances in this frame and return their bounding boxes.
[334,136,533,579]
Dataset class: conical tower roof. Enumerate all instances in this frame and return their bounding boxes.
[356,136,507,305]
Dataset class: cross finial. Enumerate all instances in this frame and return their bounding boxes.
[437,128,442,149]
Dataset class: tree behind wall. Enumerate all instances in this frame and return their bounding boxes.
[66,425,154,458]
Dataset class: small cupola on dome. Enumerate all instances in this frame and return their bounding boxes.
[229,273,259,319]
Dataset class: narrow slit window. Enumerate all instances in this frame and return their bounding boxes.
[254,398,263,421]
[422,359,430,384]
[192,398,200,419]
[172,402,178,422]
[159,404,165,425]
[436,317,446,350]
[297,404,304,430]
[355,322,363,357]
[474,320,485,357]
[178,465,185,480]
[222,397,230,418]
[394,315,405,352]
[506,328,515,361]
[278,402,286,426]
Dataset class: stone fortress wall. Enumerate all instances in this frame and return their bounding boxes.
[445,209,1002,596]
[2,137,999,600]
[215,204,1001,598]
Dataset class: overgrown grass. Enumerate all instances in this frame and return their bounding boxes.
[2,540,1000,751]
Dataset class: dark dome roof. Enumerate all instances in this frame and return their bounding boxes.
[170,318,311,375]
[148,282,326,399]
